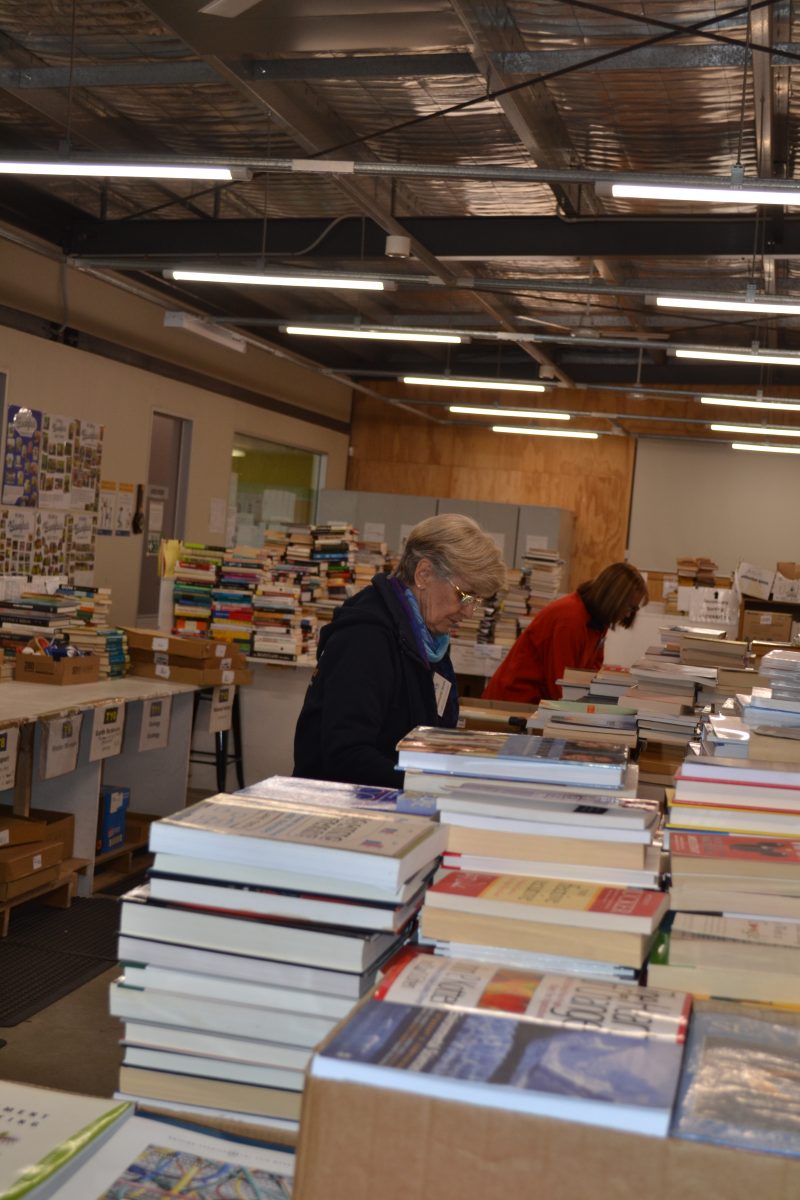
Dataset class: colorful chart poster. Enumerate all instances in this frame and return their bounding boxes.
[71,420,104,510]
[38,412,75,510]
[0,507,36,574]
[98,480,116,535]
[2,406,41,506]
[115,482,134,535]
[68,512,97,586]
[35,510,68,575]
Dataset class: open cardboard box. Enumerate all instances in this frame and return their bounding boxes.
[14,651,100,685]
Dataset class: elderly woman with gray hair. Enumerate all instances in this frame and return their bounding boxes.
[293,513,507,788]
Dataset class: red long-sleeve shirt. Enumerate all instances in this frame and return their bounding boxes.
[482,591,606,704]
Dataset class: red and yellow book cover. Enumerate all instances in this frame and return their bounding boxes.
[670,832,800,864]
[428,870,667,920]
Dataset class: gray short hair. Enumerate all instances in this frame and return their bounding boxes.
[394,513,507,599]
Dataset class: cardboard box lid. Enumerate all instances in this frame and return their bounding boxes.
[121,627,226,658]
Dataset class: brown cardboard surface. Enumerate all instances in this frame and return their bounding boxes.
[741,611,793,642]
[0,839,62,881]
[295,1076,800,1200]
[0,806,77,860]
[14,653,100,684]
[129,648,247,670]
[121,628,225,658]
[128,662,251,686]
[0,863,59,900]
[0,811,48,847]
[778,562,800,581]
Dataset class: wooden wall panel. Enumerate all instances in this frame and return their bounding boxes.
[346,391,637,586]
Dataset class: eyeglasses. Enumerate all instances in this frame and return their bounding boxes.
[449,580,480,610]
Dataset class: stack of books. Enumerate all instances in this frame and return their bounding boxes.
[556,666,596,700]
[311,523,358,621]
[396,726,667,980]
[700,706,750,758]
[495,566,531,644]
[621,658,702,781]
[124,627,251,686]
[352,536,389,593]
[208,547,270,653]
[668,754,800,840]
[111,787,446,1128]
[522,548,565,614]
[589,665,637,700]
[679,633,751,670]
[0,591,80,655]
[56,584,129,678]
[172,544,225,636]
[676,556,718,587]
[530,699,639,749]
[251,574,307,663]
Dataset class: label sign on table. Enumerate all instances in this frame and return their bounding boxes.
[41,713,83,779]
[89,702,125,762]
[209,685,235,734]
[0,725,19,790]
[139,695,172,752]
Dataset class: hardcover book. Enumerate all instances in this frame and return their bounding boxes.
[148,793,446,888]
[395,727,629,787]
[311,998,684,1136]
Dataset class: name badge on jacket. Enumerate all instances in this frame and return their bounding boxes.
[433,673,452,718]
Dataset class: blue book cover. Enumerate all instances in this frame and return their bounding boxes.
[235,776,403,812]
[672,1009,800,1157]
[314,999,683,1136]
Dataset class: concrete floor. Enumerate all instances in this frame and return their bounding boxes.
[0,964,123,1097]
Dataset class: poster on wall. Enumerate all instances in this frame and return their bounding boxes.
[0,507,36,574]
[115,483,134,535]
[38,413,75,510]
[71,420,104,510]
[67,513,97,586]
[98,480,116,535]
[2,406,41,507]
[35,511,68,576]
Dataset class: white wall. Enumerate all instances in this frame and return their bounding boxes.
[0,326,350,625]
[627,438,800,574]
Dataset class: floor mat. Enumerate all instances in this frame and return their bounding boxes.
[0,897,121,1025]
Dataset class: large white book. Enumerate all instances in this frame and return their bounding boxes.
[119,884,406,971]
[43,1114,294,1200]
[395,727,629,787]
[148,793,445,888]
[0,1083,131,1200]
[110,978,339,1047]
[122,963,355,1019]
[121,1044,306,1092]
[435,788,659,830]
[117,934,383,997]
[121,1020,312,1071]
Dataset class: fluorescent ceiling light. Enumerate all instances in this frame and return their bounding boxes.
[284,325,464,344]
[654,295,800,316]
[609,182,800,206]
[710,423,800,438]
[231,449,246,458]
[163,310,246,353]
[732,442,800,455]
[0,160,236,180]
[402,375,546,393]
[492,426,599,439]
[167,270,385,291]
[672,348,800,367]
[449,405,569,420]
[700,395,800,412]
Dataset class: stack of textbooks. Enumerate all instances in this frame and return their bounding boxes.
[307,948,691,1137]
[111,787,446,1128]
[700,705,751,758]
[209,547,269,653]
[352,536,389,593]
[530,699,639,749]
[251,574,306,663]
[396,726,667,979]
[310,522,358,620]
[666,830,800,922]
[494,566,531,645]
[668,754,800,839]
[172,544,225,636]
[522,548,565,613]
[622,657,703,781]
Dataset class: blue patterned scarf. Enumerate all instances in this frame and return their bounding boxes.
[396,582,451,663]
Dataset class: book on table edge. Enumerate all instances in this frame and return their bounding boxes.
[648,933,800,1004]
[419,906,658,970]
[45,1113,294,1200]
[677,755,800,785]
[117,1065,303,1122]
[426,870,670,934]
[148,853,435,905]
[443,823,651,869]
[441,847,662,889]
[421,938,640,980]
[120,1020,312,1071]
[309,998,684,1137]
[121,963,357,1019]
[0,1083,131,1200]
[145,872,426,933]
[669,832,800,877]
[435,788,659,830]
[440,809,657,844]
[375,948,690,1040]
[116,933,388,996]
[113,1094,298,1133]
[395,727,629,786]
[119,885,408,972]
[668,883,800,920]
[121,1043,306,1091]
[667,805,800,836]
[401,763,640,800]
[671,1008,800,1155]
[110,978,339,1048]
[148,794,446,889]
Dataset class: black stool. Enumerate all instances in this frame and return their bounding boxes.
[189,687,245,793]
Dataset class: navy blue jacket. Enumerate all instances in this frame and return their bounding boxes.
[293,573,458,788]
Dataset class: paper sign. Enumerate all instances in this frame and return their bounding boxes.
[0,726,19,790]
[115,483,134,536]
[138,695,172,752]
[89,702,125,762]
[148,500,164,534]
[97,480,116,536]
[41,713,83,779]
[209,497,227,535]
[208,684,235,733]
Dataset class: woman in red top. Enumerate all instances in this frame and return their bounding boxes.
[482,562,648,705]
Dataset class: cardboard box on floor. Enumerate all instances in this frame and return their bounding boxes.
[294,1076,800,1200]
[0,805,75,860]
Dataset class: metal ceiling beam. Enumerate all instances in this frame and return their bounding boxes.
[66,215,800,260]
[0,62,220,88]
